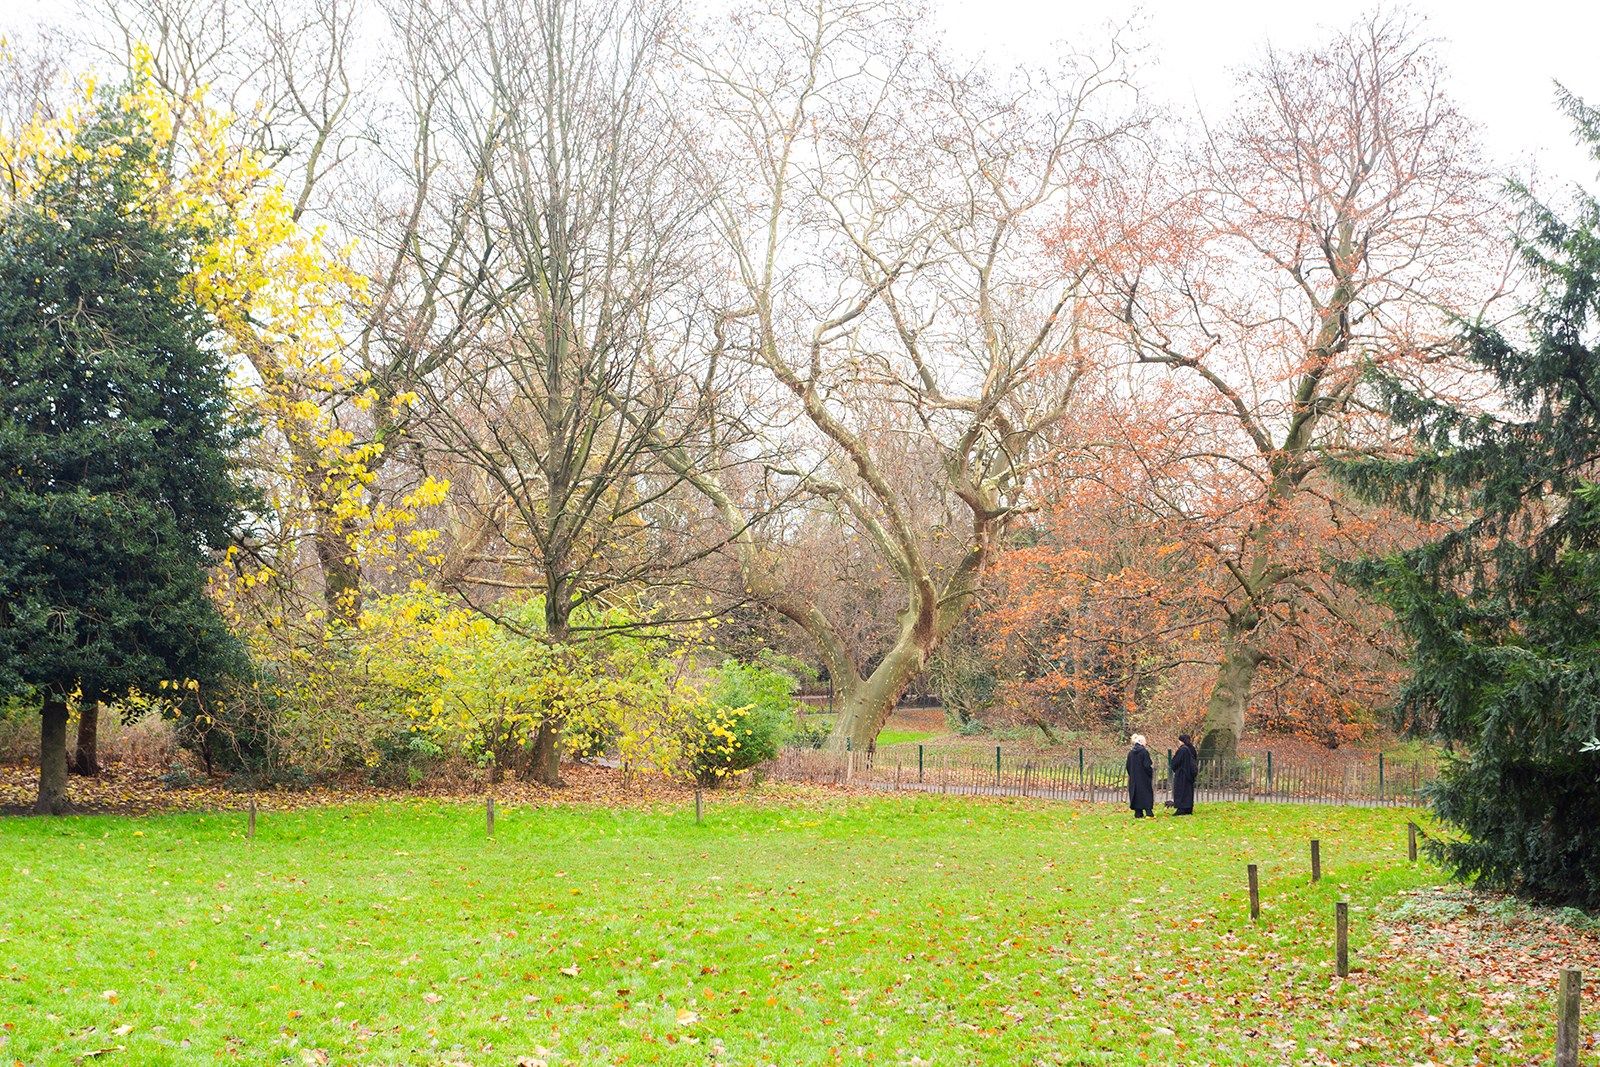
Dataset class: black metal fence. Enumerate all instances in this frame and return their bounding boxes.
[771,743,1434,807]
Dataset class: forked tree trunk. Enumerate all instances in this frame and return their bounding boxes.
[36,697,71,815]
[71,702,100,777]
[829,638,930,753]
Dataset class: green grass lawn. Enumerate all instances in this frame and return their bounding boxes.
[874,729,939,746]
[0,792,1546,1064]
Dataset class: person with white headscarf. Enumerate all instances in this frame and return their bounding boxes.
[1126,734,1155,818]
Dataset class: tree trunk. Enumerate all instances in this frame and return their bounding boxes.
[829,640,928,753]
[526,719,562,787]
[523,569,572,790]
[1197,638,1263,764]
[315,521,363,625]
[35,697,71,815]
[71,702,100,777]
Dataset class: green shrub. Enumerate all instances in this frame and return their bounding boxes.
[951,715,988,737]
[789,715,831,750]
[689,661,796,783]
[367,729,445,788]
[158,763,197,790]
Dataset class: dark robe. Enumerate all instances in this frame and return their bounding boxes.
[1169,741,1198,815]
[1126,744,1154,815]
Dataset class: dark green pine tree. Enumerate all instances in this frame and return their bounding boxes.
[0,95,248,813]
[1338,89,1600,906]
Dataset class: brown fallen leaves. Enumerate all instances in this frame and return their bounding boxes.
[1374,885,1600,1064]
[0,760,880,817]
[0,761,709,816]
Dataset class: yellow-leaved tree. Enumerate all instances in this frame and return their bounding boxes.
[2,48,448,774]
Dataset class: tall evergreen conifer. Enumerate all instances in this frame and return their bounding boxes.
[1339,91,1600,905]
[0,91,246,813]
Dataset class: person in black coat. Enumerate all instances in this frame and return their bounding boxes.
[1169,733,1198,816]
[1126,734,1155,818]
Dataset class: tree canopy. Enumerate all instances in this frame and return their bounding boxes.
[0,76,247,811]
[1338,89,1600,905]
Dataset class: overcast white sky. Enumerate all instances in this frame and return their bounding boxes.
[2,0,1596,192]
[935,0,1600,195]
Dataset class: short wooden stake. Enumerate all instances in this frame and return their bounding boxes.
[1247,864,1260,920]
[1557,966,1581,1067]
[486,796,495,836]
[1310,839,1321,883]
[694,785,703,824]
[247,799,257,840]
[1335,901,1350,977]
[1407,821,1418,862]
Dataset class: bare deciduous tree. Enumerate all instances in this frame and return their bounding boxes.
[1107,12,1510,761]
[383,0,718,783]
[670,0,1144,751]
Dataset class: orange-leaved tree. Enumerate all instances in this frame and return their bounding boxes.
[1091,12,1508,760]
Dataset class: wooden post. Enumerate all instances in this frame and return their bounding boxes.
[1377,753,1386,802]
[1335,902,1350,977]
[694,785,703,824]
[918,744,924,783]
[247,799,257,840]
[995,746,1001,787]
[895,761,902,791]
[1557,966,1581,1067]
[1310,839,1321,883]
[486,796,495,836]
[1407,822,1418,862]
[1247,864,1260,921]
